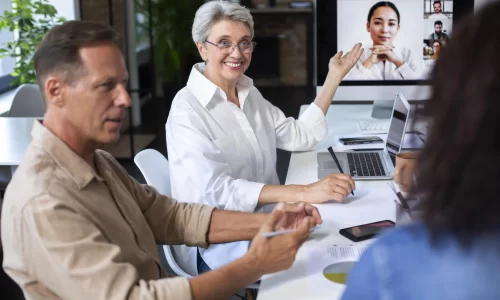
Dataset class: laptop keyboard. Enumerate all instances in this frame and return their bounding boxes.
[347,152,387,177]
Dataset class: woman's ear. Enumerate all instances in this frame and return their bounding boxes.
[196,42,208,62]
[366,22,370,32]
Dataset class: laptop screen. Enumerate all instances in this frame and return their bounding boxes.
[385,94,409,165]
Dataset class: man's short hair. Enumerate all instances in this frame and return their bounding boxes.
[433,1,442,6]
[435,20,443,26]
[33,20,119,92]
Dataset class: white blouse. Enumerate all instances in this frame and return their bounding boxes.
[166,63,327,273]
[344,45,422,80]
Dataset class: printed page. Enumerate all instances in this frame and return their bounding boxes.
[326,245,369,262]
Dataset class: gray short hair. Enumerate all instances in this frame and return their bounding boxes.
[192,0,254,44]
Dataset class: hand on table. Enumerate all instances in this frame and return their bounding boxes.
[303,173,356,204]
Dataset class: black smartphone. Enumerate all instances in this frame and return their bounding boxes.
[338,136,384,145]
[339,220,395,242]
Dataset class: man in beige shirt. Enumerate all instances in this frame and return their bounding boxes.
[0,20,322,300]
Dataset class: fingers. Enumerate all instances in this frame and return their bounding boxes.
[260,208,284,232]
[303,204,322,225]
[276,202,302,213]
[347,43,362,58]
[329,173,356,193]
[333,51,343,60]
[291,217,312,245]
[370,45,395,50]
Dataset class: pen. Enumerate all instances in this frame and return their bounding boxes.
[262,227,317,238]
[387,182,410,209]
[327,146,354,196]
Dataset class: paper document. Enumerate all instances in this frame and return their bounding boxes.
[326,245,369,262]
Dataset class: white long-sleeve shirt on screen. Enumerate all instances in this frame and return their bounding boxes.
[165,63,327,273]
[344,45,422,80]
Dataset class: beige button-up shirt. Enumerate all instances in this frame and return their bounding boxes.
[1,121,214,300]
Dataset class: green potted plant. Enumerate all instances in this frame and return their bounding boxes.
[135,0,204,90]
[0,0,66,86]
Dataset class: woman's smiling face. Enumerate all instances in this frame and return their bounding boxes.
[197,20,253,83]
[367,6,400,46]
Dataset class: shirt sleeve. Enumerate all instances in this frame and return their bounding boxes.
[263,99,327,151]
[340,245,382,300]
[396,48,422,80]
[167,112,265,213]
[128,177,214,247]
[18,195,194,300]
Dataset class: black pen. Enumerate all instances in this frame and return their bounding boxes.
[327,146,354,195]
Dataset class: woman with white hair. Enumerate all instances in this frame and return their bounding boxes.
[166,0,363,274]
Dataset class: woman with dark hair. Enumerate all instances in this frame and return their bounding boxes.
[345,1,421,80]
[341,2,500,299]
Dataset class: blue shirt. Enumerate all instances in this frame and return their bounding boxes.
[341,223,500,300]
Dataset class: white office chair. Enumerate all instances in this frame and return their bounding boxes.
[1,84,45,192]
[8,83,45,117]
[134,149,259,291]
[133,149,187,275]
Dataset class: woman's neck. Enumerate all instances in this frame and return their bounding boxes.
[204,66,239,106]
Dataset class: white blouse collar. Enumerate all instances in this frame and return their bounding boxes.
[186,62,254,108]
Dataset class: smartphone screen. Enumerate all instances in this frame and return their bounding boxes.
[340,220,395,241]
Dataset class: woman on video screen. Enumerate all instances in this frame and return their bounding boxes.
[345,1,421,80]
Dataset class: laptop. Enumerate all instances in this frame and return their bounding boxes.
[317,92,411,180]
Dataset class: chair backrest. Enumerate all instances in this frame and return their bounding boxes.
[134,149,260,288]
[134,149,191,275]
[8,84,45,117]
[133,149,171,196]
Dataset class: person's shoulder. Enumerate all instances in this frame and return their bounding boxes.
[370,223,428,249]
[3,145,66,208]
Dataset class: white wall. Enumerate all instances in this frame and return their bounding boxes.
[48,0,78,20]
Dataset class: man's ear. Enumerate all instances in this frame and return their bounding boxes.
[44,76,64,107]
[196,42,208,62]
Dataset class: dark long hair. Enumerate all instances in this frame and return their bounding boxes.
[414,1,500,244]
[367,1,400,24]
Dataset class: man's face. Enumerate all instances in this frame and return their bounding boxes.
[57,43,131,145]
[434,3,442,13]
[435,24,442,33]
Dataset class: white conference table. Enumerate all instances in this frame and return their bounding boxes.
[0,117,37,174]
[257,104,398,300]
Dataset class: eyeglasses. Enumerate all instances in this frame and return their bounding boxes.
[205,40,257,54]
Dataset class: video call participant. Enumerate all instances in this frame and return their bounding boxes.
[431,40,441,60]
[428,20,449,41]
[344,1,421,80]
[428,0,450,19]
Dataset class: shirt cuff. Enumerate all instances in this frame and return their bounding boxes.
[185,204,215,248]
[226,180,265,213]
[298,102,327,141]
[145,276,193,300]
[395,62,411,79]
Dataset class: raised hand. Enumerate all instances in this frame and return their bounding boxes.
[328,43,364,78]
